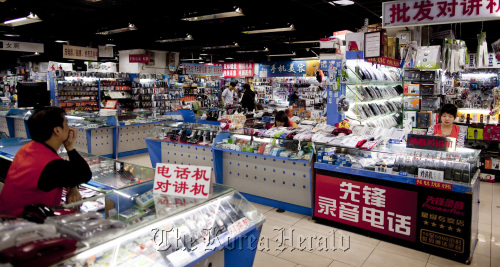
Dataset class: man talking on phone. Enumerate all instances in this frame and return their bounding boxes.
[0,107,92,216]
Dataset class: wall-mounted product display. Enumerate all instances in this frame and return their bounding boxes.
[58,79,99,112]
[403,69,444,133]
[101,78,133,114]
[344,59,403,127]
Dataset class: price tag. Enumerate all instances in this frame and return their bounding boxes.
[227,217,251,237]
[418,168,444,182]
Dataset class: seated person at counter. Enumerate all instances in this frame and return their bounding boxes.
[0,107,92,216]
[274,110,298,127]
[427,103,466,148]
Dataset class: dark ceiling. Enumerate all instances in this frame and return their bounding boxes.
[0,0,499,69]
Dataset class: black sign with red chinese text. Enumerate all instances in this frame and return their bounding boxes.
[406,134,456,152]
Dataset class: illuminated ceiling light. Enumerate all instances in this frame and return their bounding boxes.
[200,53,208,56]
[226,57,234,60]
[2,13,42,27]
[182,7,244,21]
[269,52,296,57]
[329,0,355,6]
[156,34,193,43]
[202,43,239,49]
[236,47,269,53]
[283,40,319,44]
[4,33,20,37]
[55,40,68,43]
[96,23,137,35]
[218,60,225,62]
[242,24,295,34]
[292,57,319,61]
[180,57,202,61]
[105,43,116,47]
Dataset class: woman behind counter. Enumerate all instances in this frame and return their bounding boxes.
[427,104,466,147]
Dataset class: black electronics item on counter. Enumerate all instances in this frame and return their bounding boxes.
[480,114,484,123]
[466,114,471,124]
[179,129,188,142]
[22,204,54,224]
[17,82,50,109]
[487,115,491,124]
[420,70,437,81]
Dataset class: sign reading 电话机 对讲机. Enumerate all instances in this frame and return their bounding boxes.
[383,0,500,28]
[154,164,212,199]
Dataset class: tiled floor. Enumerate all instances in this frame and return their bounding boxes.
[121,153,500,267]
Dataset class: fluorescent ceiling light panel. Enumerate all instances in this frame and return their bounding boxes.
[243,25,295,34]
[329,0,355,6]
[269,52,296,57]
[182,8,244,21]
[284,40,319,44]
[156,34,193,43]
[105,43,116,47]
[4,33,20,37]
[236,47,269,53]
[292,57,319,61]
[180,57,202,61]
[2,13,42,27]
[226,57,234,59]
[202,43,239,49]
[55,40,68,43]
[96,23,137,35]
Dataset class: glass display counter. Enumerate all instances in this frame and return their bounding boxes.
[56,182,265,267]
[313,141,481,264]
[145,122,220,171]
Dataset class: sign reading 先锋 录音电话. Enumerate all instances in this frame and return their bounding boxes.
[383,0,500,28]
[154,164,212,199]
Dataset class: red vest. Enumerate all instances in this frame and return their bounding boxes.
[0,142,63,217]
[433,124,460,139]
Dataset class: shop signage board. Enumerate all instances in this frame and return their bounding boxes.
[154,163,212,199]
[468,53,500,68]
[63,45,98,61]
[0,40,44,53]
[98,46,113,58]
[258,61,308,77]
[213,62,254,77]
[129,54,150,63]
[314,170,476,263]
[383,0,500,28]
[406,134,457,152]
[315,174,418,241]
[184,63,223,76]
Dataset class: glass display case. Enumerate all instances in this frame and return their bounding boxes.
[66,112,115,129]
[118,110,183,126]
[148,122,220,147]
[316,142,480,186]
[57,182,265,267]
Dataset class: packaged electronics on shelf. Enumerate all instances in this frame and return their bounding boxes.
[148,123,219,146]
[345,61,401,82]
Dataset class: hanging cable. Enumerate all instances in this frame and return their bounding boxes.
[481,21,484,33]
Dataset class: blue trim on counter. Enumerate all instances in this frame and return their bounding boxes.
[241,192,312,216]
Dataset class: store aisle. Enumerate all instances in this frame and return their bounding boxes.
[116,153,499,267]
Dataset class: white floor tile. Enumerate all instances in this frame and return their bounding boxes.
[278,248,334,267]
[362,249,426,267]
[328,261,357,267]
[263,209,306,225]
[310,239,374,267]
[250,201,274,214]
[252,251,297,267]
[376,241,430,262]
[260,219,293,241]
[334,229,380,248]
[292,217,338,236]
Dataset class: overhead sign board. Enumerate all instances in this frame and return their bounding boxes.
[0,40,44,53]
[63,45,98,61]
[383,0,500,28]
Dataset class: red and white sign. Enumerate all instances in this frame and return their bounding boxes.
[63,45,98,61]
[366,57,401,68]
[315,174,418,241]
[383,0,500,28]
[129,54,150,63]
[227,217,252,236]
[154,164,212,199]
[213,63,254,77]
